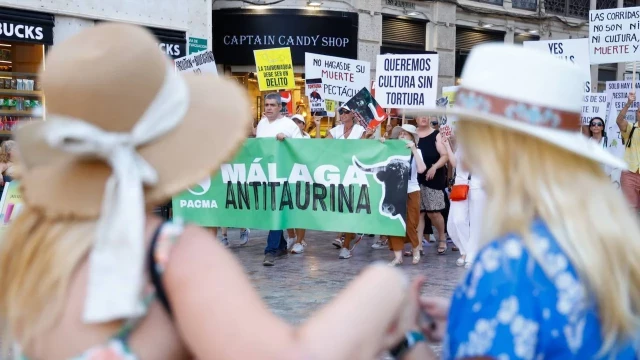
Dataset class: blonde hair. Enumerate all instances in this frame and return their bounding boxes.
[457,121,640,354]
[0,207,94,353]
[0,140,16,163]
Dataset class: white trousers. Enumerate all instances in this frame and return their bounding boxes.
[447,187,485,263]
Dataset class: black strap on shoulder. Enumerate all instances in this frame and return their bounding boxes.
[148,222,174,317]
[627,125,637,148]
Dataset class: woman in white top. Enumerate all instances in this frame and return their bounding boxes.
[287,115,317,254]
[382,125,427,266]
[442,134,485,268]
[326,105,376,259]
[326,105,370,140]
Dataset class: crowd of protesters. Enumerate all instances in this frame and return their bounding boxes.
[216,91,486,269]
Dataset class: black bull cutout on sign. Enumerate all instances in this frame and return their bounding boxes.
[352,156,411,229]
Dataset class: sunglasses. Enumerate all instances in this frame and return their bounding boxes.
[590,122,604,127]
[431,121,439,126]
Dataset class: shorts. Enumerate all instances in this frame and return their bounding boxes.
[420,185,446,212]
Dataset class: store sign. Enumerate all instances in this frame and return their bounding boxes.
[385,0,416,9]
[213,9,358,65]
[189,37,208,55]
[523,38,591,93]
[159,42,186,59]
[0,20,53,45]
[305,53,371,103]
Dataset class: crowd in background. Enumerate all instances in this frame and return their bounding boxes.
[211,92,486,269]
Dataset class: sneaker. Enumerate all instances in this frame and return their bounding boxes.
[338,247,352,259]
[464,261,472,269]
[238,229,250,246]
[429,234,436,243]
[372,238,388,250]
[263,253,276,266]
[456,257,465,267]
[291,243,304,254]
[286,237,296,250]
[301,240,308,247]
[220,236,229,247]
[332,238,344,249]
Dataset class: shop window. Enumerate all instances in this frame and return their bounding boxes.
[513,0,538,10]
[0,41,44,136]
[470,0,503,5]
[546,0,637,19]
[514,33,540,44]
[231,72,333,137]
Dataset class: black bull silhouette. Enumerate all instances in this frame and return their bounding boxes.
[353,157,411,228]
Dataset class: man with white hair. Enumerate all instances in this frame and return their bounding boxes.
[256,92,302,266]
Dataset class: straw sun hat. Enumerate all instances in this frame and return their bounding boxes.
[407,43,626,170]
[13,23,252,323]
[16,23,251,217]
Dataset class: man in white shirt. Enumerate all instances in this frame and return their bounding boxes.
[256,93,302,266]
[255,93,302,140]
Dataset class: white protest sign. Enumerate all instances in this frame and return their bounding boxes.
[589,7,640,64]
[374,54,439,108]
[305,78,327,115]
[305,53,370,103]
[582,93,609,126]
[523,39,592,92]
[624,72,640,81]
[175,50,218,76]
[605,81,640,166]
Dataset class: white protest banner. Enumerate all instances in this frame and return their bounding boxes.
[582,93,609,126]
[305,53,370,103]
[523,39,592,92]
[175,50,218,76]
[589,7,640,64]
[374,54,439,108]
[605,81,640,166]
[305,78,327,115]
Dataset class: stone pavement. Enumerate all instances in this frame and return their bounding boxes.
[225,228,468,357]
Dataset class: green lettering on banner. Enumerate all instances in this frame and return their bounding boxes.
[188,37,208,55]
[172,139,410,236]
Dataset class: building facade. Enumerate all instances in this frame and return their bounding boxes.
[0,0,212,138]
[213,0,637,96]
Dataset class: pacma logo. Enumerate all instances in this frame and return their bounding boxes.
[0,23,43,40]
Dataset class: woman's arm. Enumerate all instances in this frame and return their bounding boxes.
[166,226,411,360]
[443,137,456,169]
[413,147,427,174]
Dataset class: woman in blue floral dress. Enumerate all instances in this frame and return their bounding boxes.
[404,44,640,360]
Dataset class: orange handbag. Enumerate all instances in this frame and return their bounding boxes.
[450,174,471,201]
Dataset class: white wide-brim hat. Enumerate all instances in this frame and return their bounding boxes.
[407,43,627,170]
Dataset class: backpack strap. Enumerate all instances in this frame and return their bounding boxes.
[627,124,637,148]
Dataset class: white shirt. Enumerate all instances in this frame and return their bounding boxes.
[408,151,423,193]
[329,124,365,139]
[302,133,311,139]
[256,116,302,139]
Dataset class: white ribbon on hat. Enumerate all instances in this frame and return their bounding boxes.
[43,65,189,323]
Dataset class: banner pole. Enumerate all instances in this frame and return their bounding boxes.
[402,109,406,125]
[634,62,637,93]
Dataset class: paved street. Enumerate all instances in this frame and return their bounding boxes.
[227,228,468,357]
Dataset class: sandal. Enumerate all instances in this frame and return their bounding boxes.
[437,240,447,255]
[412,249,421,265]
[389,258,403,266]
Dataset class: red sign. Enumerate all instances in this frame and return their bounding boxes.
[280,91,294,115]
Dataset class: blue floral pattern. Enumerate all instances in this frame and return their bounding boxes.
[504,103,562,128]
[445,219,639,360]
[456,91,492,113]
